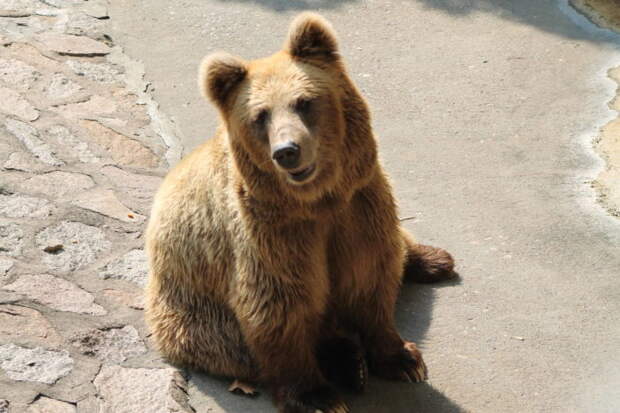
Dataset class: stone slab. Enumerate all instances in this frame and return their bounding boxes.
[35,221,110,272]
[99,249,148,287]
[102,288,144,310]
[45,73,83,100]
[0,58,40,90]
[0,194,53,219]
[70,325,146,364]
[0,223,23,257]
[0,259,13,277]
[4,119,63,166]
[21,171,94,199]
[93,366,192,413]
[46,125,100,164]
[0,304,63,347]
[0,344,73,384]
[80,120,159,168]
[71,189,144,223]
[65,60,123,84]
[37,33,111,56]
[0,87,39,121]
[3,151,49,173]
[3,274,106,315]
[28,396,76,413]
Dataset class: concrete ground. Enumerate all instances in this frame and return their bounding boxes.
[1,0,618,412]
[107,1,620,412]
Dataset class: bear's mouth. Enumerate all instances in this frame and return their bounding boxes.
[288,163,316,183]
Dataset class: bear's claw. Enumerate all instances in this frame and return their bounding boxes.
[369,341,428,383]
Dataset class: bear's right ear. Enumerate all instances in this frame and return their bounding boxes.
[285,12,339,63]
[199,52,247,110]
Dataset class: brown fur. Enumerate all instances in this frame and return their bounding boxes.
[145,12,455,413]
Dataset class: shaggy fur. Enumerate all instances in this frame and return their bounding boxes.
[145,12,455,413]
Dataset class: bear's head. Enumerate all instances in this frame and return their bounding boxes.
[199,13,376,205]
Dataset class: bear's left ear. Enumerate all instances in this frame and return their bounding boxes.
[199,52,247,110]
[285,12,339,63]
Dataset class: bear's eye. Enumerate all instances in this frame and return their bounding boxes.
[254,109,269,127]
[294,98,313,114]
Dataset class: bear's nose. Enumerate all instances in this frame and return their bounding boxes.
[272,142,301,170]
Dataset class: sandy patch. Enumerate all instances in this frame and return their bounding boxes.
[571,0,620,216]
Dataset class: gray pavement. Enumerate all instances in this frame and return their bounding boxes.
[107,1,620,412]
[0,0,618,412]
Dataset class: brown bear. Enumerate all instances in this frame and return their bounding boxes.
[145,12,455,413]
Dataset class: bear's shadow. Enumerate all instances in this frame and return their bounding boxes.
[185,279,464,412]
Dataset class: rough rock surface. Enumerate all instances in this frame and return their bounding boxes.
[37,33,111,56]
[28,396,76,413]
[0,87,39,121]
[0,259,13,276]
[93,366,193,413]
[0,58,40,90]
[0,344,73,384]
[53,95,117,119]
[0,223,23,257]
[102,288,144,310]
[3,152,49,173]
[46,125,100,164]
[71,188,144,223]
[80,119,160,168]
[3,274,106,315]
[0,304,63,347]
[21,171,94,198]
[99,249,148,286]
[101,165,162,201]
[36,222,110,271]
[65,60,123,84]
[5,119,63,166]
[0,194,53,218]
[46,73,83,100]
[70,325,146,364]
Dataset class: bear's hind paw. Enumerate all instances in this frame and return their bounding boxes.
[278,385,348,413]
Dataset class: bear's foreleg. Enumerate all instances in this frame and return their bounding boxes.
[317,329,368,393]
[353,251,428,383]
[332,174,428,384]
[232,255,348,413]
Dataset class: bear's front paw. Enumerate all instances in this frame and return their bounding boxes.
[369,341,427,383]
[277,385,349,413]
[318,336,368,393]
